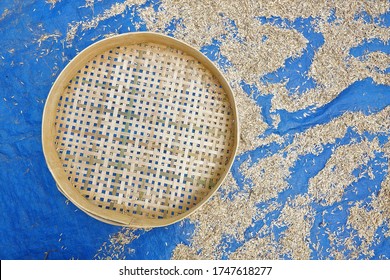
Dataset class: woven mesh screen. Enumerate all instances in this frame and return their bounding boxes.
[54,42,235,219]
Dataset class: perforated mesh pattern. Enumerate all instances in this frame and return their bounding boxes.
[54,43,235,219]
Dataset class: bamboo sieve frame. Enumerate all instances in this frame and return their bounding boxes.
[42,32,239,228]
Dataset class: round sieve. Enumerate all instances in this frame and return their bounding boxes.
[42,32,238,228]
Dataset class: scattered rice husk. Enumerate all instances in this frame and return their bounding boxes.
[54,0,390,259]
[309,138,381,206]
[66,0,146,46]
[46,0,62,9]
[94,228,149,260]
